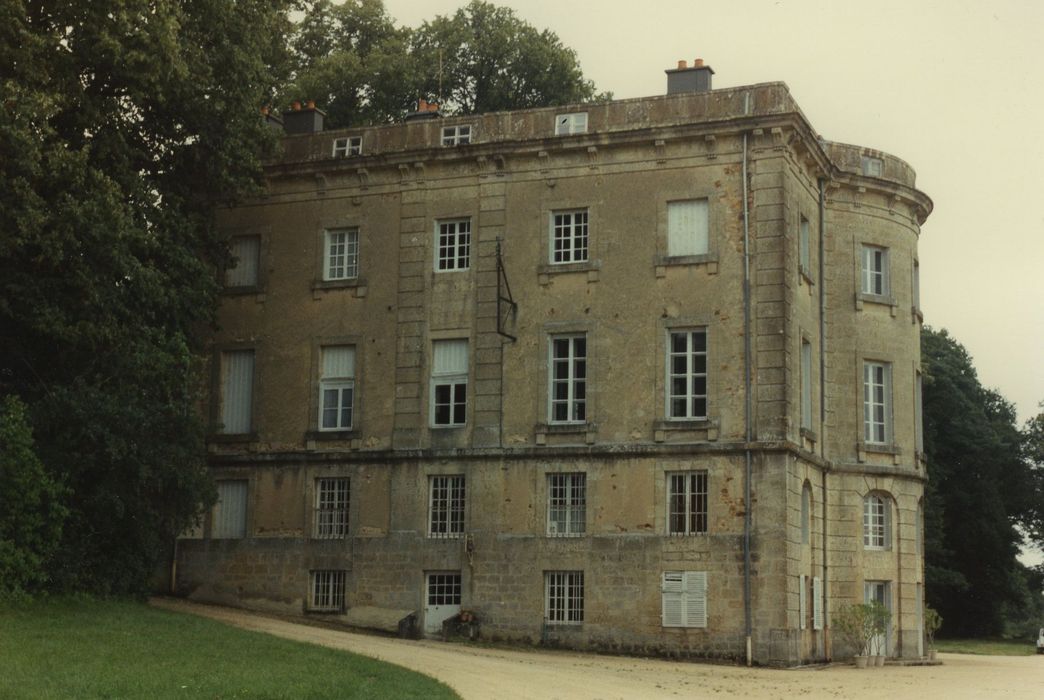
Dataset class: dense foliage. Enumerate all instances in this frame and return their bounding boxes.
[0,0,293,593]
[921,327,1044,637]
[283,0,606,127]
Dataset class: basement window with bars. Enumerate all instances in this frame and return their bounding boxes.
[309,570,346,612]
[314,477,349,538]
[545,571,584,624]
[332,136,362,157]
[547,473,586,537]
[667,471,708,535]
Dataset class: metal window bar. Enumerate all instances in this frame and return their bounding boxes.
[315,478,349,538]
[311,570,345,611]
[429,475,465,538]
[668,471,708,535]
[548,473,586,536]
[546,571,584,623]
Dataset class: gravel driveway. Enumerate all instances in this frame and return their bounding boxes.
[150,598,1044,699]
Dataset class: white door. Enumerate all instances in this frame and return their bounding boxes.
[864,581,890,655]
[424,572,462,635]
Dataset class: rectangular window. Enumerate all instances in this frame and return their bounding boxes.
[332,136,362,157]
[220,350,254,434]
[863,361,892,444]
[309,570,346,611]
[813,576,823,630]
[431,339,468,427]
[799,574,807,630]
[915,370,924,453]
[550,209,589,264]
[225,236,260,288]
[860,245,889,296]
[427,572,462,605]
[429,475,465,538]
[441,125,471,146]
[801,339,813,431]
[864,494,889,549]
[545,571,584,624]
[661,571,708,628]
[799,216,811,274]
[213,480,247,539]
[667,471,708,535]
[861,156,883,177]
[549,335,587,423]
[912,260,921,311]
[436,219,471,272]
[667,199,709,257]
[314,477,349,539]
[554,112,587,135]
[547,473,586,537]
[319,346,355,431]
[667,329,708,420]
[324,228,359,281]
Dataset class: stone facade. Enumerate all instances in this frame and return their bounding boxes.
[175,67,932,666]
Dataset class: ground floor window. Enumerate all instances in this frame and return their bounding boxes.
[545,570,584,624]
[309,570,346,612]
[661,571,707,627]
[427,572,462,606]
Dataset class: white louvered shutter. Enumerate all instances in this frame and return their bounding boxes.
[684,571,708,628]
[662,572,684,626]
[813,576,823,630]
[667,199,709,257]
[221,351,254,434]
[799,575,807,630]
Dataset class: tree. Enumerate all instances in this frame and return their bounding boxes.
[411,1,605,115]
[283,0,608,128]
[921,327,1044,636]
[1,0,293,593]
[0,396,66,596]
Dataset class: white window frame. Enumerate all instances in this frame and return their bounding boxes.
[863,493,890,550]
[550,209,589,264]
[332,136,362,157]
[863,361,892,445]
[309,570,346,611]
[860,245,889,296]
[430,339,468,427]
[314,477,349,539]
[548,334,587,424]
[667,471,708,536]
[427,571,462,605]
[225,235,260,288]
[441,125,472,146]
[666,199,709,257]
[554,112,587,135]
[319,346,355,432]
[661,571,708,628]
[813,576,823,630]
[800,339,813,431]
[435,219,471,272]
[219,350,254,434]
[861,156,883,177]
[547,473,586,537]
[213,479,248,539]
[545,570,584,624]
[323,228,359,281]
[428,475,465,538]
[666,328,708,420]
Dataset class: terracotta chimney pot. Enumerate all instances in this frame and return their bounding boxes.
[677,60,687,69]
[694,58,704,67]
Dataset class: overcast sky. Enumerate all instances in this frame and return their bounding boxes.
[385,0,1044,425]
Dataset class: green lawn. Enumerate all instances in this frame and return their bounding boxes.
[934,638,1038,656]
[0,597,459,699]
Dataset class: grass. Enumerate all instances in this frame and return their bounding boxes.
[934,637,1038,656]
[0,597,459,699]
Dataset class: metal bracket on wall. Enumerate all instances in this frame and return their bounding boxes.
[496,239,518,341]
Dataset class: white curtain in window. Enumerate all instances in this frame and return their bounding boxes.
[667,199,709,256]
[226,237,259,287]
[214,480,247,538]
[433,339,468,375]
[221,351,254,434]
[322,346,355,378]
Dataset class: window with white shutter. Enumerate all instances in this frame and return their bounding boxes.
[812,576,823,630]
[799,574,807,630]
[667,199,709,257]
[661,571,707,628]
[220,350,254,434]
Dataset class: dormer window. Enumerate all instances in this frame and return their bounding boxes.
[332,136,362,157]
[442,125,472,146]
[555,112,587,135]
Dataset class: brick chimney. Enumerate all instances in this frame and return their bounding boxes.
[665,57,714,94]
[405,98,442,122]
[282,100,326,134]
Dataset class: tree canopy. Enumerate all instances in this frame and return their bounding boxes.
[0,0,293,594]
[921,327,1044,637]
[283,0,606,128]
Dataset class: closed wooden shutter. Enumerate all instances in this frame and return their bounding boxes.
[662,571,707,628]
[813,576,823,630]
[685,571,708,628]
[799,574,807,630]
[661,571,684,626]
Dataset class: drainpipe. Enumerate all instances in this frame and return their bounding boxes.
[817,176,830,659]
[742,93,753,667]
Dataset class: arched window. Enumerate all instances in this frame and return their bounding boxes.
[863,493,891,550]
[801,483,812,545]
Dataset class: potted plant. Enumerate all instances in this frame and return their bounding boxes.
[868,601,891,666]
[834,603,874,668]
[924,606,942,661]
